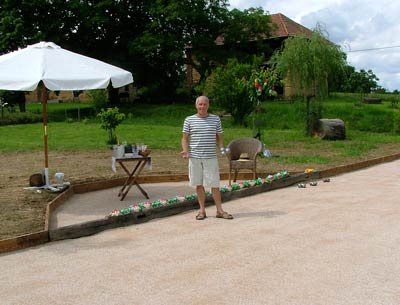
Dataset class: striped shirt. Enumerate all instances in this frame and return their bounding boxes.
[182,113,223,159]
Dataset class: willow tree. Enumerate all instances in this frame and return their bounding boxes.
[271,25,347,135]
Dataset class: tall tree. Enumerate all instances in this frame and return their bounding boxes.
[0,1,273,102]
[129,0,230,101]
[342,68,380,94]
[187,7,274,84]
[0,0,149,69]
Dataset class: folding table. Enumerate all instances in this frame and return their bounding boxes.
[115,156,151,201]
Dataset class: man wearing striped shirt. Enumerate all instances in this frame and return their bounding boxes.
[181,95,233,220]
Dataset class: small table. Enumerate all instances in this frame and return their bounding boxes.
[115,156,151,201]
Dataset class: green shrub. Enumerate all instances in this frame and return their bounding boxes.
[97,107,125,144]
[0,112,42,125]
[393,110,400,134]
[88,89,108,113]
[202,58,258,125]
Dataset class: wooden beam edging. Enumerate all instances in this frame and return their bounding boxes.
[0,188,75,254]
[49,199,199,241]
[0,231,48,255]
[45,186,75,231]
[49,172,313,241]
[319,152,400,178]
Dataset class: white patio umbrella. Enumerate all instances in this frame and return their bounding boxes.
[0,41,133,188]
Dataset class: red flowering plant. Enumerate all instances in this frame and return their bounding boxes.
[251,66,283,100]
[249,66,284,140]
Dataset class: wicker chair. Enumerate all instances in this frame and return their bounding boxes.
[227,137,263,185]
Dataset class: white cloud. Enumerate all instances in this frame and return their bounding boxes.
[228,0,266,10]
[229,0,400,91]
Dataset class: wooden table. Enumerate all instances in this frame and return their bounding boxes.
[115,156,151,201]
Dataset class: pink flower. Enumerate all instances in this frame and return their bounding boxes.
[176,195,185,202]
[109,209,120,217]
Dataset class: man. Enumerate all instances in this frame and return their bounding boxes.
[181,95,233,220]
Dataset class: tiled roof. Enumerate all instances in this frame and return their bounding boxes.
[269,13,313,39]
[213,13,313,46]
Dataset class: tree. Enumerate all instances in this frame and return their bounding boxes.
[187,7,274,84]
[0,1,274,103]
[128,0,232,101]
[374,87,386,94]
[0,0,230,102]
[272,25,347,135]
[0,0,85,52]
[202,57,260,125]
[0,91,26,112]
[0,97,8,120]
[342,68,380,94]
[97,107,125,145]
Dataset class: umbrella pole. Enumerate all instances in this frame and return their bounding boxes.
[42,85,50,186]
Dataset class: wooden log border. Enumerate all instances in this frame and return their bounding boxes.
[319,152,400,177]
[0,231,48,254]
[2,151,400,253]
[49,172,314,241]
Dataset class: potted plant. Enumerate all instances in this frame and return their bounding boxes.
[97,107,125,145]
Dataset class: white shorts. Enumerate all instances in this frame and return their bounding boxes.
[189,158,220,188]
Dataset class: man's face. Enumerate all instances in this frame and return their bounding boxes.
[196,98,209,117]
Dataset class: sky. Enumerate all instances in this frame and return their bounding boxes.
[228,0,400,92]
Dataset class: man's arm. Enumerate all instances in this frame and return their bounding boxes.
[216,132,224,150]
[181,132,189,158]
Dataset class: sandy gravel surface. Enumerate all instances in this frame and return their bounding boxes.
[50,181,197,228]
[1,160,400,305]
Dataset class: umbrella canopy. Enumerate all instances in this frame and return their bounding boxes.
[0,41,132,90]
[0,41,133,187]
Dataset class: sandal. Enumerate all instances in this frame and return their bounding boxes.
[216,211,234,220]
[196,212,207,220]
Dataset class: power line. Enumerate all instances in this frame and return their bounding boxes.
[345,45,400,53]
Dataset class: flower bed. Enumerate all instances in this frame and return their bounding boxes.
[108,171,290,217]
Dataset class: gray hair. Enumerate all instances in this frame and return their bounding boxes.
[195,95,209,105]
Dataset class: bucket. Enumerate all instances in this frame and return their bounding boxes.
[113,145,125,158]
[54,172,65,185]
